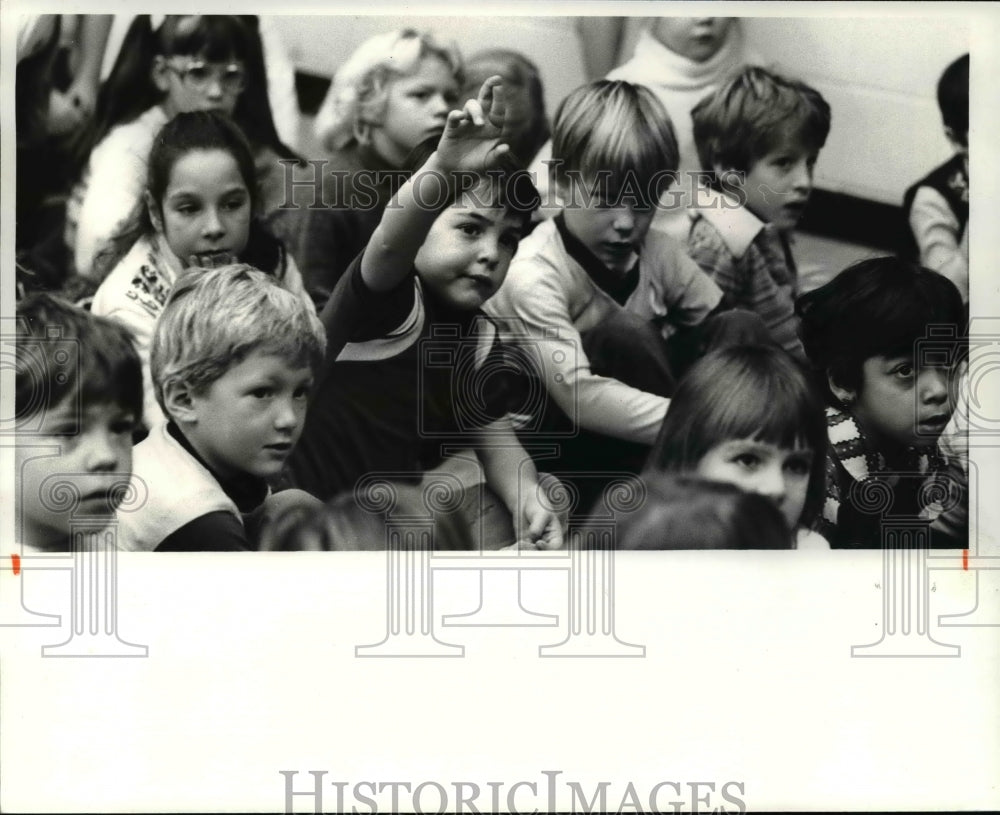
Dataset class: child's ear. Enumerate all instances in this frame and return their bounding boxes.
[145,190,164,235]
[944,126,968,154]
[162,380,198,425]
[151,55,171,94]
[827,372,857,407]
[712,161,742,193]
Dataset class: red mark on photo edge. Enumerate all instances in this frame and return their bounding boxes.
[11,554,20,576]
[963,549,969,570]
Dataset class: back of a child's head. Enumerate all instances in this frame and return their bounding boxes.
[462,49,550,167]
[260,484,475,551]
[551,79,679,203]
[150,264,325,418]
[15,292,143,426]
[616,473,793,550]
[797,256,967,404]
[691,65,831,178]
[937,53,969,145]
[321,28,463,152]
[648,344,827,526]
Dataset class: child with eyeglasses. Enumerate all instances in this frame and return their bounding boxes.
[68,15,293,279]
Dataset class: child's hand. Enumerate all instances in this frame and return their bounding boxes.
[46,89,88,137]
[435,75,510,175]
[515,493,565,550]
[187,251,237,270]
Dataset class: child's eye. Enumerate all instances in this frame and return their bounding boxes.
[733,453,761,469]
[893,364,915,380]
[785,456,812,476]
[459,224,482,237]
[443,90,459,107]
[249,387,273,399]
[773,157,793,169]
[293,384,312,400]
[111,417,137,436]
[186,65,212,84]
[223,196,247,211]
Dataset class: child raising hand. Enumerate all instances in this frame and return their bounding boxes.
[287,77,564,550]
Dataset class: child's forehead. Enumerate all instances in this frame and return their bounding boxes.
[446,188,523,225]
[722,436,814,454]
[36,397,135,427]
[757,125,818,158]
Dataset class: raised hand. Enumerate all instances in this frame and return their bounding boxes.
[435,75,510,175]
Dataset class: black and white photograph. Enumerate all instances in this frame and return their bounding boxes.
[2,2,998,812]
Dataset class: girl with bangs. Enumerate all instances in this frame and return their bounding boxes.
[91,110,310,432]
[645,344,830,548]
[69,15,295,278]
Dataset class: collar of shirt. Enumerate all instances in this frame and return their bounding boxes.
[166,421,269,513]
[688,185,767,259]
[554,212,640,306]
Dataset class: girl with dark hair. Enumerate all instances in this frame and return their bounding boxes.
[69,15,297,278]
[91,110,311,430]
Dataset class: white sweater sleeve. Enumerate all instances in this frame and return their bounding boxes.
[909,185,969,302]
[74,125,152,277]
[490,257,669,445]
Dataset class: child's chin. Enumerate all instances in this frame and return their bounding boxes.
[443,292,488,311]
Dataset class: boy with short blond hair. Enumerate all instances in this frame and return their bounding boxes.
[118,264,325,551]
[688,65,831,359]
[483,79,730,509]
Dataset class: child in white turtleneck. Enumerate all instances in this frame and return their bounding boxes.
[531,18,754,233]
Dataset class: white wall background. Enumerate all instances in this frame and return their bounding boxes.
[270,13,968,205]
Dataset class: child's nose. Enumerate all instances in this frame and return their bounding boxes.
[612,208,635,233]
[202,208,225,238]
[791,159,813,191]
[204,73,225,99]
[755,464,787,504]
[82,428,124,472]
[478,236,501,269]
[920,368,950,404]
[274,396,302,431]
[429,92,450,118]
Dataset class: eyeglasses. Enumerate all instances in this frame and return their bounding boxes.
[166,59,246,94]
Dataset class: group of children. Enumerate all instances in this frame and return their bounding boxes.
[12,16,970,554]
